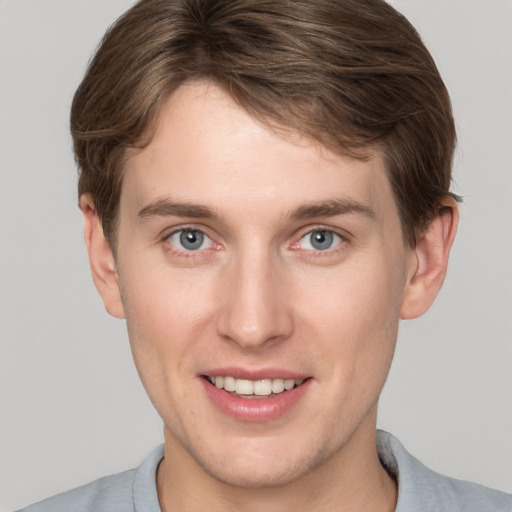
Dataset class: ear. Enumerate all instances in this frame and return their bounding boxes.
[80,194,125,319]
[400,197,459,319]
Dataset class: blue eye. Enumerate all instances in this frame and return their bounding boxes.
[168,229,212,251]
[299,230,342,251]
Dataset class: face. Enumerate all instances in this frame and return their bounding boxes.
[111,82,416,487]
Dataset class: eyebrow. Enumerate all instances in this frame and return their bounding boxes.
[137,197,375,222]
[289,198,375,221]
[138,199,217,220]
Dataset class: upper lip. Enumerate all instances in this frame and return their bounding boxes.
[200,367,310,381]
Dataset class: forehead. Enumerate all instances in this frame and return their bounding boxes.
[121,82,398,224]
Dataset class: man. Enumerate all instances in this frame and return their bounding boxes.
[17,0,512,510]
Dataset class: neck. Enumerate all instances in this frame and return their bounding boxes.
[157,418,397,512]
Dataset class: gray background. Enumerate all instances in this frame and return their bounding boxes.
[1,0,511,510]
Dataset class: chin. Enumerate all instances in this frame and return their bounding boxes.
[186,435,333,489]
[200,456,314,489]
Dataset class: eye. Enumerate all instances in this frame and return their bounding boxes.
[298,229,343,251]
[167,229,213,251]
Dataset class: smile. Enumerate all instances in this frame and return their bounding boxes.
[206,376,305,396]
[201,373,311,421]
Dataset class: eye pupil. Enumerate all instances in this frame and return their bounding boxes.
[310,230,333,250]
[179,230,204,250]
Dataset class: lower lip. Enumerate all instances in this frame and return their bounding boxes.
[200,378,311,422]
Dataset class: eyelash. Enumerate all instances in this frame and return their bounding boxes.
[161,225,347,259]
[291,227,347,257]
[162,227,219,259]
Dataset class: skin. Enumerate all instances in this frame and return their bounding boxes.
[82,82,458,511]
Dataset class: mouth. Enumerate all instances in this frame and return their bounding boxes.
[203,375,306,397]
[200,369,312,421]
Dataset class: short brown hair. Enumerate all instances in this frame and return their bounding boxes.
[71,0,459,248]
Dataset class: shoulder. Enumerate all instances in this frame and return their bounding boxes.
[377,431,512,512]
[16,469,136,512]
[16,445,164,512]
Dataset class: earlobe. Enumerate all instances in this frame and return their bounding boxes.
[400,197,459,320]
[80,194,125,319]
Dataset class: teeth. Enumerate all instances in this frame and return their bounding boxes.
[271,379,285,393]
[235,379,253,395]
[223,376,236,392]
[254,379,272,396]
[208,376,304,396]
[284,379,295,390]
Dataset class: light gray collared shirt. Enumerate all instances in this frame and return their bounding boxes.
[17,431,512,511]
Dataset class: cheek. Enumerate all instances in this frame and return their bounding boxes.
[293,254,405,372]
[118,267,219,430]
[118,265,218,383]
[298,253,404,324]
[122,262,215,331]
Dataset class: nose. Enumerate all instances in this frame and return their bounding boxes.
[215,249,294,349]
